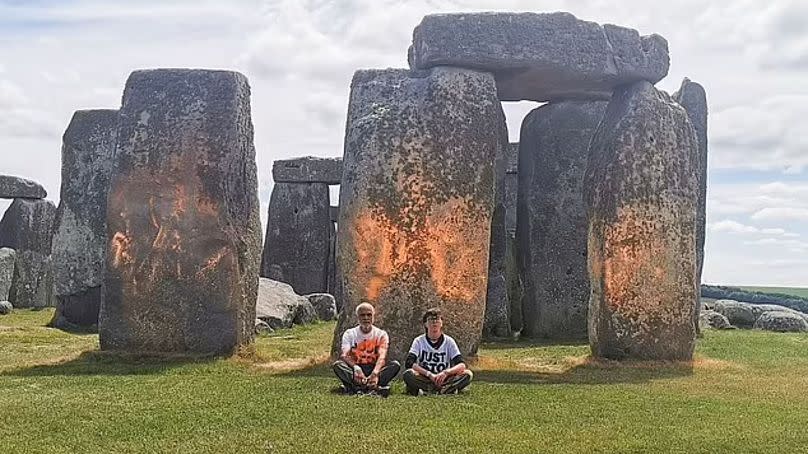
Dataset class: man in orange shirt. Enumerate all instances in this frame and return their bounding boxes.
[333,302,400,397]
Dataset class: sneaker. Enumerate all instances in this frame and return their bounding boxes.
[378,386,390,398]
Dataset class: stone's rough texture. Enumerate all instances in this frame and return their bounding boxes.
[506,142,519,174]
[51,109,118,328]
[409,12,669,102]
[307,293,337,321]
[256,278,317,330]
[334,67,505,361]
[0,248,16,301]
[260,182,331,295]
[713,299,808,327]
[0,175,47,199]
[329,206,339,223]
[754,311,808,332]
[585,81,699,361]
[0,199,57,308]
[699,310,732,330]
[0,300,11,315]
[272,157,343,184]
[504,143,519,233]
[326,221,337,296]
[254,319,272,335]
[505,232,523,333]
[517,101,607,339]
[484,123,511,338]
[101,69,262,355]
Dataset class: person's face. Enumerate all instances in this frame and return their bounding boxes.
[357,307,374,331]
[425,314,443,337]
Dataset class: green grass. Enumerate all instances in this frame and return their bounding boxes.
[2,310,808,453]
[738,286,808,299]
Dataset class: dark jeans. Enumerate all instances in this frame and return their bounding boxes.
[333,360,400,392]
[402,368,473,395]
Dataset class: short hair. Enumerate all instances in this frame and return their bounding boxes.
[355,302,375,316]
[422,307,442,323]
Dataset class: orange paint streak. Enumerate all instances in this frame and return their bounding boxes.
[110,231,133,268]
[196,246,230,277]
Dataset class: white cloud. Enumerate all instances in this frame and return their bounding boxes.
[752,207,808,221]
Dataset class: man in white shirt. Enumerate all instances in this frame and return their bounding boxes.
[332,302,400,397]
[403,307,473,395]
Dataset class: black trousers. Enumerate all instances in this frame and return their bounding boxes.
[333,360,400,391]
[402,368,473,394]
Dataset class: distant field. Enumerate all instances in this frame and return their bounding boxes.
[737,286,808,299]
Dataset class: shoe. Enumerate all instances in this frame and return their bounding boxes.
[378,386,390,398]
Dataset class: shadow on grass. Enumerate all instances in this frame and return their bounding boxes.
[480,338,590,350]
[1,350,217,377]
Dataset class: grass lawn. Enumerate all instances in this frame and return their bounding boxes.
[2,310,808,453]
[737,286,808,299]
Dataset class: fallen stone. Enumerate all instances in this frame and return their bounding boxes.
[272,157,343,184]
[0,198,57,308]
[260,182,331,295]
[256,278,316,330]
[51,109,118,328]
[0,248,15,301]
[713,299,808,327]
[101,69,262,355]
[0,300,11,315]
[334,67,506,361]
[586,81,699,361]
[754,311,808,333]
[255,319,273,335]
[699,310,732,330]
[409,12,669,102]
[306,293,337,322]
[0,175,47,199]
[518,100,607,339]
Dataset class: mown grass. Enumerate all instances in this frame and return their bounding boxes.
[738,286,808,299]
[2,309,808,453]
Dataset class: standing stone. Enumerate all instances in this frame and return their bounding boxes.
[101,69,261,355]
[409,12,669,102]
[0,248,16,301]
[0,175,47,199]
[673,78,708,332]
[517,101,607,339]
[334,67,506,361]
[0,198,56,308]
[585,81,699,361]
[51,109,118,328]
[327,220,337,296]
[504,143,519,233]
[260,182,330,295]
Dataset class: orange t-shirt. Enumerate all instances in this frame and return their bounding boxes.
[340,326,389,365]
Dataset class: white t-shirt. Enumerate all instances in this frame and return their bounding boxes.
[408,334,462,374]
[341,326,389,366]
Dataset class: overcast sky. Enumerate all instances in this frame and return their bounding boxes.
[0,0,806,287]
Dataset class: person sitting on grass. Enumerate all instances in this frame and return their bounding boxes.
[332,302,400,397]
[403,307,473,395]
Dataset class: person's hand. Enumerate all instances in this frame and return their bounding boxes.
[367,371,379,389]
[434,371,449,387]
[353,366,366,384]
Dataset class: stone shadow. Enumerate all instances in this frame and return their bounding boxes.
[1,350,217,377]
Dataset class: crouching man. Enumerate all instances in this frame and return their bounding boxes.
[403,308,473,395]
[333,302,400,397]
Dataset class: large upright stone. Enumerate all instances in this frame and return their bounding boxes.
[0,248,16,301]
[335,67,506,360]
[51,109,118,328]
[504,143,519,233]
[0,198,56,308]
[517,101,607,339]
[409,12,669,102]
[0,175,47,199]
[484,129,510,338]
[272,157,343,184]
[101,69,261,355]
[260,182,330,295]
[585,81,699,361]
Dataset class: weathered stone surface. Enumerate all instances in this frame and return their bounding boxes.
[699,310,732,330]
[504,143,519,233]
[0,175,47,199]
[0,199,56,308]
[713,299,808,327]
[101,69,261,355]
[334,67,506,361]
[518,100,607,339]
[307,293,337,321]
[484,125,511,338]
[754,311,808,332]
[585,81,699,361]
[409,12,669,102]
[505,232,523,333]
[329,205,339,223]
[256,278,316,330]
[0,300,11,315]
[326,220,337,297]
[0,248,15,301]
[254,319,273,335]
[272,157,343,184]
[260,182,330,295]
[51,109,118,328]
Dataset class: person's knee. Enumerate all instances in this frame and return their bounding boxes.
[387,360,401,372]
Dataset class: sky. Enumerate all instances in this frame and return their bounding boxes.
[0,0,806,287]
